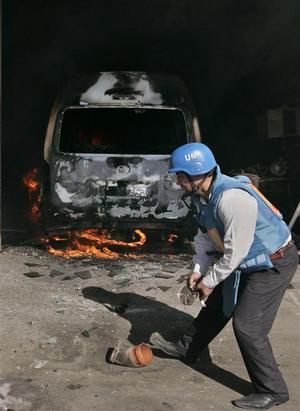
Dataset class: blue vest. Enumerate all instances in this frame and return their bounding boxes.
[191,167,290,316]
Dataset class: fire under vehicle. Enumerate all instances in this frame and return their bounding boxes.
[42,71,200,237]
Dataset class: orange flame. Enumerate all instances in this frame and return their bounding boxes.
[42,229,146,259]
[23,169,148,259]
[23,168,41,222]
[23,168,40,198]
[168,234,178,243]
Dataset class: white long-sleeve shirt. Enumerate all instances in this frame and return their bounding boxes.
[193,189,258,288]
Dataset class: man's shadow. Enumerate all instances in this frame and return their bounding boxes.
[82,286,252,395]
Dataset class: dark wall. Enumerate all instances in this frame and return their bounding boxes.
[2,0,300,228]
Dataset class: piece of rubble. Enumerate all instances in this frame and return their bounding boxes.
[134,272,153,280]
[161,264,182,273]
[113,273,132,285]
[141,267,161,276]
[75,270,92,279]
[157,286,171,292]
[61,275,76,281]
[154,273,173,279]
[23,272,43,278]
[90,268,110,275]
[83,260,104,266]
[24,262,49,268]
[79,258,93,263]
[30,360,49,369]
[47,337,58,344]
[50,269,64,277]
[66,384,82,390]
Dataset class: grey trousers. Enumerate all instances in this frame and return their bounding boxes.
[179,245,298,395]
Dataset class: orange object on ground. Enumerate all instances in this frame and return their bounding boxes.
[109,342,153,367]
[133,344,154,365]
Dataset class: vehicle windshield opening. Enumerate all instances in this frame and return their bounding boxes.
[59,107,187,154]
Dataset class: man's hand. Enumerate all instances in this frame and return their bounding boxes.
[187,272,214,299]
[195,281,214,299]
[187,272,201,290]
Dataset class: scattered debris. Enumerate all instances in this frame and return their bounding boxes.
[50,269,64,277]
[29,360,49,369]
[62,275,76,281]
[79,258,93,263]
[24,262,49,268]
[80,326,99,337]
[81,260,107,267]
[157,286,171,292]
[141,266,161,276]
[66,384,82,390]
[47,337,58,345]
[162,402,173,409]
[145,287,157,292]
[176,274,189,284]
[161,264,182,273]
[23,272,43,278]
[75,270,92,279]
[154,273,173,279]
[56,310,65,314]
[136,272,154,279]
[112,273,132,285]
[89,268,110,275]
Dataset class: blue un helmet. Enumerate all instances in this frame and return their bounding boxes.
[169,143,217,176]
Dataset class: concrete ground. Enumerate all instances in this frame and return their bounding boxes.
[0,245,299,411]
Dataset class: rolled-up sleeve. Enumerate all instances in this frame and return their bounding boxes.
[202,189,257,288]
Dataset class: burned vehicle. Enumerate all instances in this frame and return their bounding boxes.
[42,72,200,236]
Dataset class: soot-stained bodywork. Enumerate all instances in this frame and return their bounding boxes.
[43,72,200,233]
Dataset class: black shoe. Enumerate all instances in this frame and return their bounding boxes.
[149,332,186,358]
[232,393,289,409]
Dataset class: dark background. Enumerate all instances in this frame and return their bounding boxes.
[2,0,300,234]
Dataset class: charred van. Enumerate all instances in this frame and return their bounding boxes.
[42,71,200,235]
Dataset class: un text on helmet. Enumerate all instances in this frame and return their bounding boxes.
[185,151,201,161]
